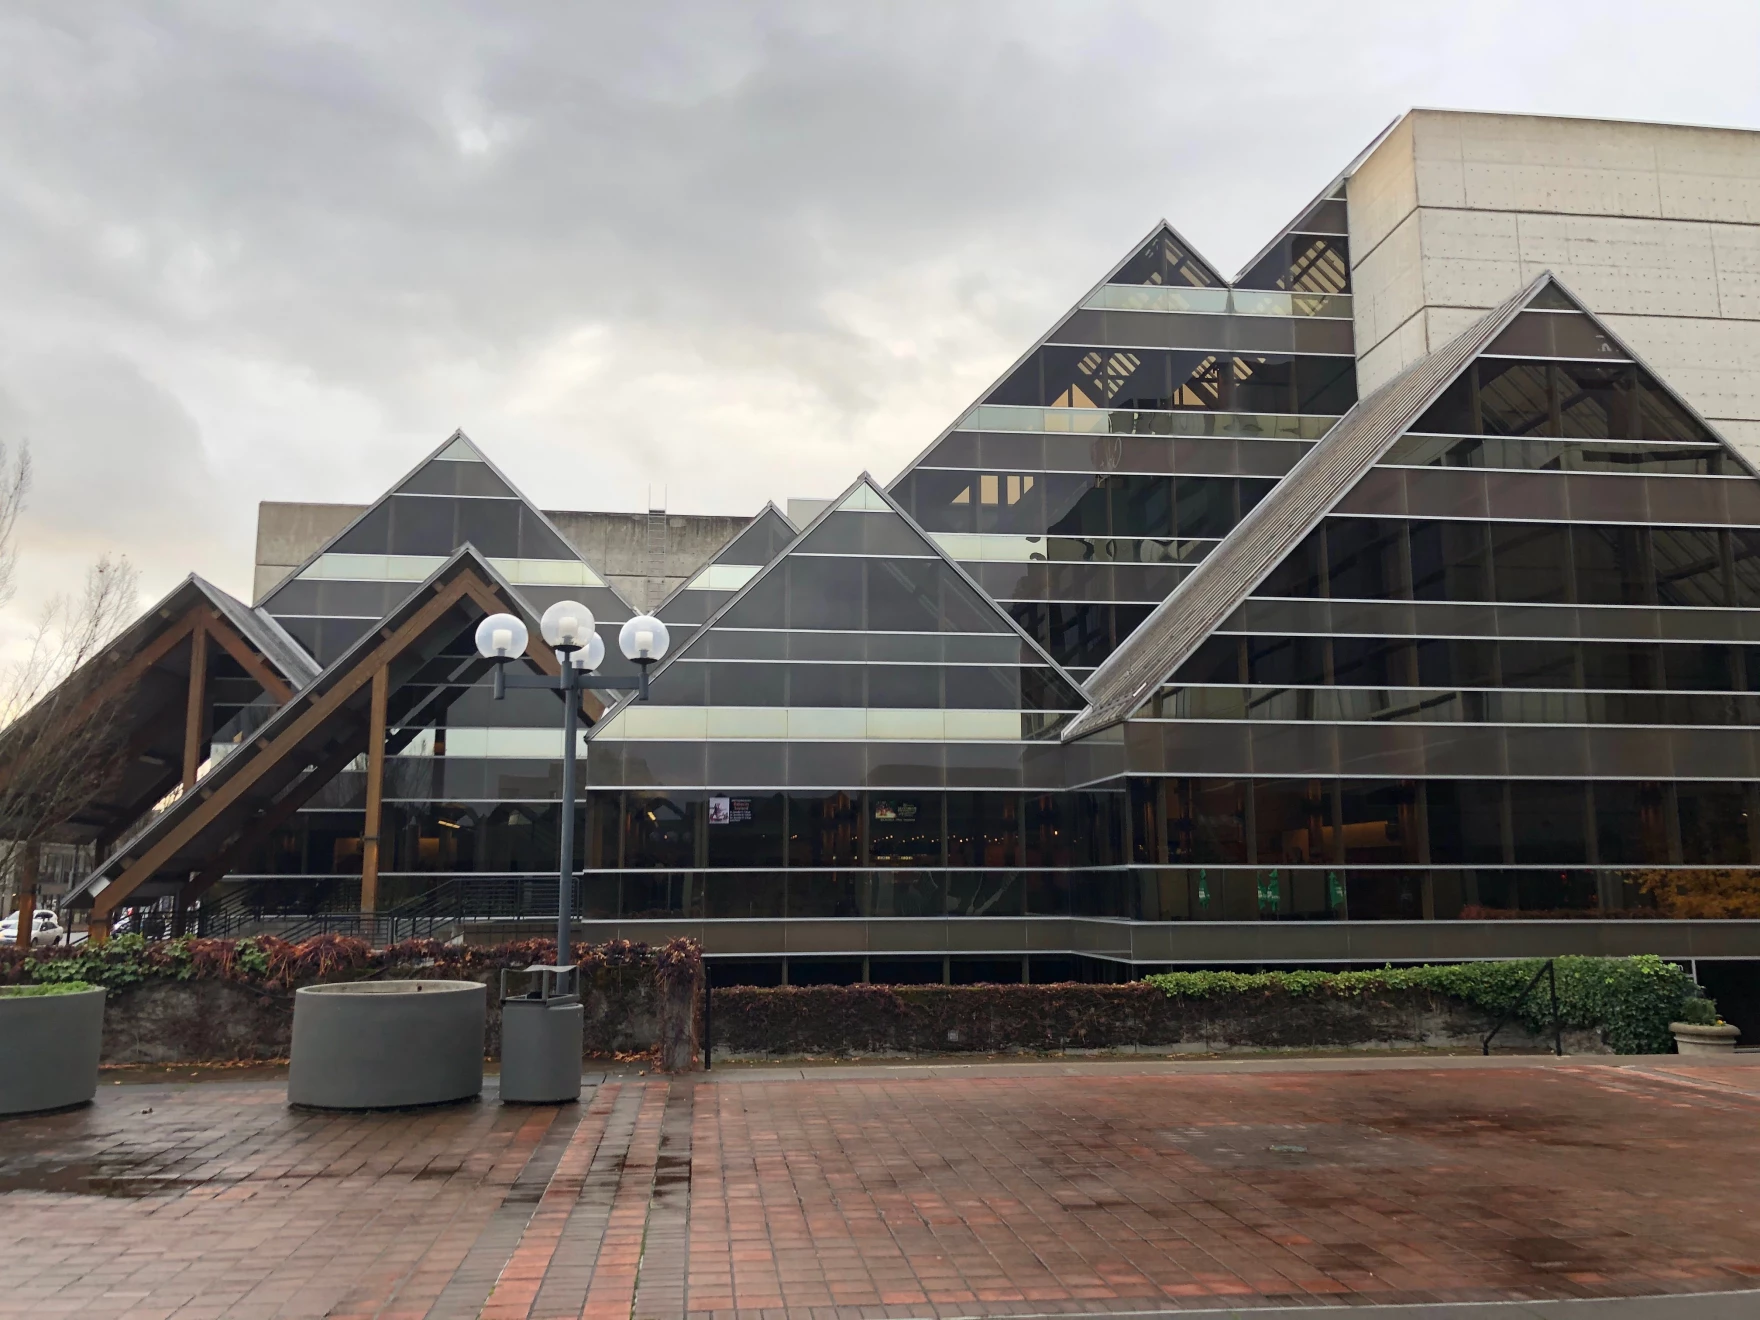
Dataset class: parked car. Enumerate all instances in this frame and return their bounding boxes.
[0,909,63,947]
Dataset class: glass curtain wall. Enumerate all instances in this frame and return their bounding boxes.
[892,207,1358,676]
[1119,286,1760,921]
[582,479,1099,917]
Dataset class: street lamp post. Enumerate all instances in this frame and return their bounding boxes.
[473,603,669,1105]
[473,605,670,964]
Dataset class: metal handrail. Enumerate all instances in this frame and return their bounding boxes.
[1482,958,1563,1056]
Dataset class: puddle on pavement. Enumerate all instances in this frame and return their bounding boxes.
[0,1160,212,1198]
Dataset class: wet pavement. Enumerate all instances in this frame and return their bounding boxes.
[1,1056,1758,1319]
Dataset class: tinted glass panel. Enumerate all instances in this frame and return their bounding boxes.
[1327,519,1405,600]
[1408,521,1489,603]
[1491,523,1571,602]
[1509,782,1585,863]
[1652,529,1726,607]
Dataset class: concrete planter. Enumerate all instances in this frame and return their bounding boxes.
[1670,1021,1741,1055]
[0,987,105,1116]
[288,980,485,1110]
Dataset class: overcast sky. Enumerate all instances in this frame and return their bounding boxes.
[2,1,1759,629]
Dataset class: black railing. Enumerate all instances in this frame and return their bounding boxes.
[1482,959,1563,1056]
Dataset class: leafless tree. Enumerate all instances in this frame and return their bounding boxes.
[0,440,141,940]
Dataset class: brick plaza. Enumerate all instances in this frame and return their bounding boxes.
[4,1058,1760,1319]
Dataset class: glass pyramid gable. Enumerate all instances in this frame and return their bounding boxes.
[592,475,1088,746]
[658,503,798,634]
[889,210,1359,678]
[260,429,629,666]
[1068,272,1760,740]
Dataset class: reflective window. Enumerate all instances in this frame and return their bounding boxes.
[624,795,700,868]
[869,794,941,866]
[788,793,859,866]
[1381,432,1727,475]
[1652,529,1727,607]
[1409,521,1491,602]
[705,794,785,867]
[1572,526,1652,605]
[1490,524,1571,603]
[946,792,1020,868]
[1254,780,1332,865]
[1236,234,1350,295]
[1426,782,1506,864]
[988,347,1355,415]
[1327,518,1406,600]
[1676,782,1751,864]
[1509,782,1585,863]
[1110,229,1219,288]
[1593,782,1670,864]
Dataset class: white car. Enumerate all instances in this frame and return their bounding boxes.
[0,909,62,948]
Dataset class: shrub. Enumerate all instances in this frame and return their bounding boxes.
[1674,996,1719,1026]
[1142,956,1700,1055]
[0,934,703,996]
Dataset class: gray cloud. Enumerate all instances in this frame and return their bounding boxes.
[0,0,1756,618]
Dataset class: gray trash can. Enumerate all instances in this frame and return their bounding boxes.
[499,965,583,1104]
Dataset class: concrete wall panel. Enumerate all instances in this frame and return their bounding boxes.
[1514,213,1722,317]
[1349,207,1424,359]
[1656,127,1760,224]
[1344,113,1417,260]
[1354,311,1432,395]
[1711,223,1760,318]
[253,501,366,601]
[1415,209,1524,308]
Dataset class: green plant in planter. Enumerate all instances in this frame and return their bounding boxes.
[1674,996,1720,1026]
[0,981,100,997]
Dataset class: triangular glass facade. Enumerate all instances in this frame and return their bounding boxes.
[1124,278,1760,922]
[891,209,1359,678]
[656,502,796,651]
[581,478,1104,924]
[261,430,629,666]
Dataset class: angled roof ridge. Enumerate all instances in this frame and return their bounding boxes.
[1230,115,1402,285]
[255,429,634,613]
[885,218,1222,491]
[1062,272,1553,742]
[189,573,321,685]
[650,499,800,616]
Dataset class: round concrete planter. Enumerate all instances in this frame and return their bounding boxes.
[0,987,105,1116]
[288,980,485,1110]
[1670,1021,1741,1056]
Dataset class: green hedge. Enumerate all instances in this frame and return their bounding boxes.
[0,933,700,993]
[1143,955,1703,1055]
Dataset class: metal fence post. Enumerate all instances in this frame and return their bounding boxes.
[703,973,712,1071]
[1549,960,1562,1057]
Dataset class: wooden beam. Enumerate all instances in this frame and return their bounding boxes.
[176,740,363,908]
[198,610,294,704]
[360,666,389,914]
[92,572,489,919]
[0,609,202,798]
[181,620,208,789]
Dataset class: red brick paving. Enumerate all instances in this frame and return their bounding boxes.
[2,1060,1759,1318]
